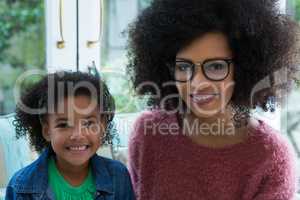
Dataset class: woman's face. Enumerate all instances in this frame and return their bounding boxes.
[175,32,235,118]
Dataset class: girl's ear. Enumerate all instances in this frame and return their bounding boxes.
[100,120,107,133]
[42,122,51,142]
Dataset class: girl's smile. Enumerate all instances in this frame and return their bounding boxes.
[65,144,91,156]
[66,144,90,151]
[42,95,104,168]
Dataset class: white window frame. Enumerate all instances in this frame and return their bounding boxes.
[45,0,102,72]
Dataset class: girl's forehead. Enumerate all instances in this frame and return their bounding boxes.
[47,95,100,116]
[57,95,96,107]
[47,108,100,122]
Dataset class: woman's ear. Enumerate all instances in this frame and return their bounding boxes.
[42,122,51,142]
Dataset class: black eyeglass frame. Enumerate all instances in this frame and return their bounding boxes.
[169,58,234,82]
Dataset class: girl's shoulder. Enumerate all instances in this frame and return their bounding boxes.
[93,155,129,175]
[91,155,134,197]
[6,149,49,193]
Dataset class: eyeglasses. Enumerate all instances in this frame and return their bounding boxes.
[169,58,233,82]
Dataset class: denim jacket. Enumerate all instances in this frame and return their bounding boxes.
[5,148,135,200]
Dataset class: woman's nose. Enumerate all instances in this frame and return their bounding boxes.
[190,69,211,90]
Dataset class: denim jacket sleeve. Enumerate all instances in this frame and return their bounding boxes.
[5,168,20,200]
[5,185,16,200]
[115,164,135,200]
[93,156,136,200]
[4,149,52,200]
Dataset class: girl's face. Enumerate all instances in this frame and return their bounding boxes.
[42,95,104,168]
[175,32,235,118]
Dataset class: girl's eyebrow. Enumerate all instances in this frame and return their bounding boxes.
[53,115,98,123]
[85,115,98,119]
[54,117,68,123]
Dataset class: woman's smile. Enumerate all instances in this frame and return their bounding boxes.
[189,93,220,106]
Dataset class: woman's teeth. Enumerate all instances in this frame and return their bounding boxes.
[192,94,216,101]
[190,94,218,104]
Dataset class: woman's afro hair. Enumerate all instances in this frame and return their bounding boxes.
[127,0,300,114]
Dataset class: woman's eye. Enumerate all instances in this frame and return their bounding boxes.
[206,62,226,71]
[176,63,191,71]
[214,64,224,70]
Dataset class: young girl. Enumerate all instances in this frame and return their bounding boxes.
[6,71,135,200]
[127,0,300,199]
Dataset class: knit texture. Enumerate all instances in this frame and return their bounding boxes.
[128,110,298,200]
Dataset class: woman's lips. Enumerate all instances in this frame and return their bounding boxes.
[190,93,219,106]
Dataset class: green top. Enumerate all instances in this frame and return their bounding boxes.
[48,157,96,200]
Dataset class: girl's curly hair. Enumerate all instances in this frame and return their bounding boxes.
[127,0,300,120]
[14,71,115,153]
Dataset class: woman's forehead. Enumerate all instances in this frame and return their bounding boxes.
[176,32,233,61]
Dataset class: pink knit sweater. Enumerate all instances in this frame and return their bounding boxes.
[128,110,298,200]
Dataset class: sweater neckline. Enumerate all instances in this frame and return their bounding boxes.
[177,119,264,154]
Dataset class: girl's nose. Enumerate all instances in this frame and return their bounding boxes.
[70,126,85,140]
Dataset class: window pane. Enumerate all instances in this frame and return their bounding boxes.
[0,1,45,115]
[101,0,151,114]
[286,5,300,194]
[0,0,45,192]
[284,0,300,157]
[287,0,300,21]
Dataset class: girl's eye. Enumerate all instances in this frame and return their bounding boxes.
[56,122,71,128]
[83,120,96,127]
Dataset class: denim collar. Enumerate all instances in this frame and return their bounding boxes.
[13,148,113,195]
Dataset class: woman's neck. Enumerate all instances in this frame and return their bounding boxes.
[183,108,250,148]
[55,157,90,187]
[184,109,235,137]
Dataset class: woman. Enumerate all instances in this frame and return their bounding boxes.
[126,0,300,199]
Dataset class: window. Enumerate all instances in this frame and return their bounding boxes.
[284,0,300,159]
[0,0,45,115]
[100,0,149,114]
[0,0,45,191]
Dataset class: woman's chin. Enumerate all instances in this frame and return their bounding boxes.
[186,104,224,119]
